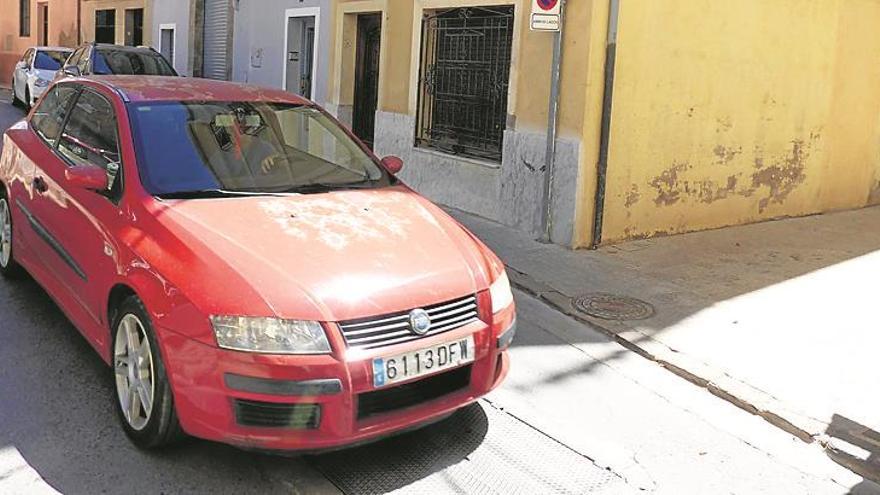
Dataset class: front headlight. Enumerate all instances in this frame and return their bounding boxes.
[34,78,50,87]
[489,271,514,314]
[211,316,331,354]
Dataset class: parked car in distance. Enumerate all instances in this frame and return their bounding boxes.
[10,47,73,110]
[56,43,177,80]
[0,76,515,452]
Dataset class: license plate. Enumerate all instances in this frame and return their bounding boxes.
[372,336,475,388]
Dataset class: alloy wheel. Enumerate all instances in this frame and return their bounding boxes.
[114,314,156,431]
[0,198,12,268]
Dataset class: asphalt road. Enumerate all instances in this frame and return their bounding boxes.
[0,91,873,495]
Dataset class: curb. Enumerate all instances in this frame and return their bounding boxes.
[506,266,822,445]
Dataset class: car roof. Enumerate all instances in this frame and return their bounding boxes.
[32,46,73,52]
[92,44,157,53]
[67,75,312,105]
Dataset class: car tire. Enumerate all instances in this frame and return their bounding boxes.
[111,295,184,449]
[0,191,24,279]
[10,81,20,108]
[23,87,31,112]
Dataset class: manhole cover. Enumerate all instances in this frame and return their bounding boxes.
[572,293,655,320]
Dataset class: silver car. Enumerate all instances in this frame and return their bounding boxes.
[10,46,73,110]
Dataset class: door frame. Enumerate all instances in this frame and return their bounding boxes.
[282,7,321,100]
[159,23,177,67]
[37,2,49,46]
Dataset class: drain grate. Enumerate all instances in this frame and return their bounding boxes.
[572,293,655,321]
[311,402,628,494]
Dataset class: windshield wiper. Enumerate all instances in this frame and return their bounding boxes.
[156,189,280,199]
[282,181,380,194]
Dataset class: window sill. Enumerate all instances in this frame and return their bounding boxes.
[412,146,502,170]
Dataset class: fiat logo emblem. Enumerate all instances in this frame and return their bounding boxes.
[409,309,432,335]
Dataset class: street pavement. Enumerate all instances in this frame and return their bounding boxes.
[0,91,872,494]
[450,196,880,489]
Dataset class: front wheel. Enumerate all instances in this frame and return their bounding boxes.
[10,82,20,108]
[111,296,183,449]
[0,194,24,278]
[23,88,31,112]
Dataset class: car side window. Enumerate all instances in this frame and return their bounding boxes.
[57,89,122,197]
[23,49,34,67]
[77,47,91,74]
[30,85,80,147]
[67,48,82,67]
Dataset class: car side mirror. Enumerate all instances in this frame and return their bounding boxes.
[15,61,26,70]
[65,165,109,191]
[62,65,81,77]
[380,156,404,175]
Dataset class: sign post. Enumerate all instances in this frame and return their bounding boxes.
[537,0,564,243]
[531,0,562,32]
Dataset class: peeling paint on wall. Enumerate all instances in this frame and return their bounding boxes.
[713,144,742,165]
[645,135,818,212]
[624,185,640,208]
[649,162,689,206]
[750,138,812,213]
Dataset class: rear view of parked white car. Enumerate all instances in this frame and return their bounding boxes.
[10,46,72,110]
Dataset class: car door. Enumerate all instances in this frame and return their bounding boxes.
[28,86,124,347]
[13,49,33,100]
[17,83,81,270]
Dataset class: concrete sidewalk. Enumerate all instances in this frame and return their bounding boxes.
[450,205,880,482]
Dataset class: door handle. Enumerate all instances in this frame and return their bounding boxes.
[33,176,49,194]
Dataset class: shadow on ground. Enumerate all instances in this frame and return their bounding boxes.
[826,415,880,494]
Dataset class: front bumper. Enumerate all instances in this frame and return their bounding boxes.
[157,305,514,451]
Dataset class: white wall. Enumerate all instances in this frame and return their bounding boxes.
[231,0,331,105]
[151,0,191,76]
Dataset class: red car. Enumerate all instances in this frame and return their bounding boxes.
[0,76,515,451]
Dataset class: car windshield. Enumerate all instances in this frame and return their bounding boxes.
[93,49,176,76]
[34,50,69,70]
[128,101,391,196]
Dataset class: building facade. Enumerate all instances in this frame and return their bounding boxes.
[325,0,600,246]
[4,1,879,248]
[80,0,152,46]
[151,0,189,75]
[149,0,332,104]
[0,0,81,85]
[231,0,332,105]
[326,0,880,248]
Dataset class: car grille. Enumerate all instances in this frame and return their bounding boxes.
[233,399,321,429]
[357,365,472,420]
[338,295,479,351]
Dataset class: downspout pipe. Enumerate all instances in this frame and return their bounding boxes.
[590,0,620,249]
[77,0,82,44]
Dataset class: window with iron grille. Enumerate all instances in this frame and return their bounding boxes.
[416,6,514,162]
[19,0,31,37]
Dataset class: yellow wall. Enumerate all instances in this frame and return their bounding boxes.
[600,0,880,242]
[81,0,152,46]
[328,0,601,139]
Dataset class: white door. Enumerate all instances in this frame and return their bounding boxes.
[203,0,230,80]
[285,16,316,98]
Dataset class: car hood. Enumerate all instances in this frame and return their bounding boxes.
[152,186,496,322]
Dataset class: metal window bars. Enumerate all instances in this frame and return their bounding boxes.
[416,6,514,162]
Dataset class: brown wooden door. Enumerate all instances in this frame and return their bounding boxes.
[352,14,382,149]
